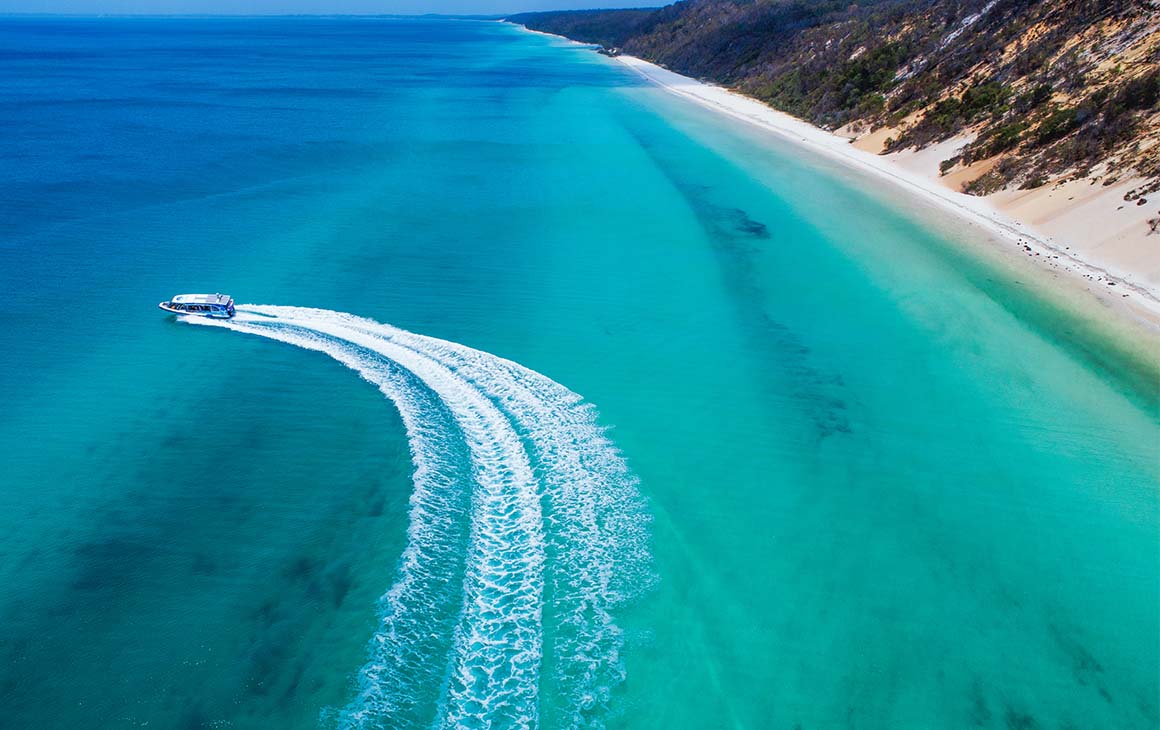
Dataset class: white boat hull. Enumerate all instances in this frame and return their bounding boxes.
[158,301,234,318]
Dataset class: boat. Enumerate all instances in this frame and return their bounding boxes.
[158,293,236,319]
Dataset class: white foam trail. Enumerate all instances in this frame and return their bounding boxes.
[337,319,652,726]
[185,306,651,729]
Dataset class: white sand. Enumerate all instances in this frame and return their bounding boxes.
[612,54,1160,329]
[991,177,1160,290]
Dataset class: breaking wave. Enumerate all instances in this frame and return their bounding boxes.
[185,306,652,729]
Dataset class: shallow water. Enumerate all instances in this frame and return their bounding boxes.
[0,16,1156,730]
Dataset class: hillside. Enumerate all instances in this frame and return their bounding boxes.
[509,0,1160,202]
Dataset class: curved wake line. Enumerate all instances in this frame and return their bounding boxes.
[185,306,652,729]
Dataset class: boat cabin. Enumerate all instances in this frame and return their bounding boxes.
[159,293,236,319]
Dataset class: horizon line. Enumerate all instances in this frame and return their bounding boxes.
[0,11,513,17]
[0,6,656,18]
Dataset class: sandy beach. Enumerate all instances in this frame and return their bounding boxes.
[612,54,1160,331]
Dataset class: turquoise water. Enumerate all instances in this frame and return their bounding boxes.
[0,16,1156,730]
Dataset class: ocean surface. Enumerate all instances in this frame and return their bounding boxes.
[0,16,1157,730]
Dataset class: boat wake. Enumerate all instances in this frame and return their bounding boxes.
[185,306,652,729]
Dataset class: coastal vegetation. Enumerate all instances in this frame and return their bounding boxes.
[511,0,1160,197]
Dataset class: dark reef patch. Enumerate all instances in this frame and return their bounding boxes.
[70,534,154,592]
[179,705,210,730]
[720,205,770,239]
[1003,706,1038,730]
[968,679,993,727]
[1047,622,1104,676]
[1045,622,1119,708]
[692,192,853,440]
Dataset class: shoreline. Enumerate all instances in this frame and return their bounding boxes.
[608,54,1160,333]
